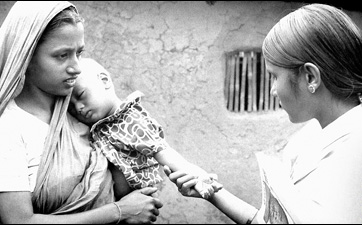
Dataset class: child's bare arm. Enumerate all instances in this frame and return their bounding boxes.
[155,148,223,199]
[154,147,207,175]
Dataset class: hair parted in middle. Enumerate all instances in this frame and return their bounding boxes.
[262,3,362,103]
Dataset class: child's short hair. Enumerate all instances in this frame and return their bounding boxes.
[79,58,114,89]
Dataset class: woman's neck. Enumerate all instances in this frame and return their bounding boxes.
[14,85,55,124]
[316,98,358,129]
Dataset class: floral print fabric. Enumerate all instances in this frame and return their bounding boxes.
[90,91,167,189]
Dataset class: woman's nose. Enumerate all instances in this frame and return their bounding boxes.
[67,56,82,75]
[270,81,277,97]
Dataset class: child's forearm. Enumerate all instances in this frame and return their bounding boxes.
[159,147,224,199]
[155,148,207,175]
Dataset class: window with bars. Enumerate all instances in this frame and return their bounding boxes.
[224,50,281,112]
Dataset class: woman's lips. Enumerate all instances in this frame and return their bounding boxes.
[65,77,77,87]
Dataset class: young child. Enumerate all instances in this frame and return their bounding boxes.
[69,58,222,199]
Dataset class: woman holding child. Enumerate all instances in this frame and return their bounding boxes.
[0,1,162,223]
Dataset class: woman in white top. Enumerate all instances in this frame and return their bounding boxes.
[0,1,162,223]
[165,3,362,223]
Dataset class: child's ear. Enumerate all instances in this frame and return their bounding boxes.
[97,72,112,89]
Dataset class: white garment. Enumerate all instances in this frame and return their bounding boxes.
[282,104,362,223]
[0,100,48,192]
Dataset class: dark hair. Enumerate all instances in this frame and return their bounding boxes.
[262,4,362,103]
[38,6,84,45]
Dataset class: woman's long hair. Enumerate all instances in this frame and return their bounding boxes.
[262,4,362,103]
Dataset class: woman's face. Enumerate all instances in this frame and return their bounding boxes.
[26,22,85,97]
[266,61,312,123]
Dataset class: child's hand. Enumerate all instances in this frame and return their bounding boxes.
[194,173,223,200]
[164,165,223,200]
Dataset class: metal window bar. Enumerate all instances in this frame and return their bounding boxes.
[225,50,281,112]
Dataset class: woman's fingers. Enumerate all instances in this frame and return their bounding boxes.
[152,197,163,209]
[140,187,158,196]
[152,207,160,216]
[165,169,204,198]
[168,170,195,183]
[163,165,172,176]
[177,176,198,191]
[170,172,198,190]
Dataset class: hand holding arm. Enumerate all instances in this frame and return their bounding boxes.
[116,187,163,224]
[164,164,223,199]
[164,166,202,198]
[158,148,223,199]
[0,187,162,224]
[164,167,258,224]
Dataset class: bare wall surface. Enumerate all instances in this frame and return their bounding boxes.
[2,1,362,224]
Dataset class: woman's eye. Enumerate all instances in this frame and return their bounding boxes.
[77,49,84,57]
[269,72,276,80]
[59,53,68,59]
[271,73,277,81]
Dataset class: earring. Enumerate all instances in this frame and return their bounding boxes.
[308,85,315,94]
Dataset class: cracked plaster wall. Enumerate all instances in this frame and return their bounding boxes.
[2,1,362,224]
[70,2,362,223]
[71,2,301,223]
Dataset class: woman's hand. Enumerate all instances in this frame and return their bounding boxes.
[118,187,163,224]
[164,165,202,198]
[164,165,223,199]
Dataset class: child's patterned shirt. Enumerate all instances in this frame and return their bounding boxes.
[90,91,168,189]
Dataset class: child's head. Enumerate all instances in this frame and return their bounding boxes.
[69,58,118,125]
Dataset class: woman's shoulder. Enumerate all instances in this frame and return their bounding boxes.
[282,119,322,164]
[0,100,24,131]
[284,119,321,151]
[1,98,48,135]
[0,100,21,145]
[0,99,48,132]
[67,112,91,137]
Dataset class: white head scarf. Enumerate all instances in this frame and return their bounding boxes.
[0,1,114,214]
[0,1,74,116]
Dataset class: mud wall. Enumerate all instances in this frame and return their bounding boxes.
[1,1,362,223]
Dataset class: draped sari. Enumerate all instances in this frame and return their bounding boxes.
[0,1,114,214]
